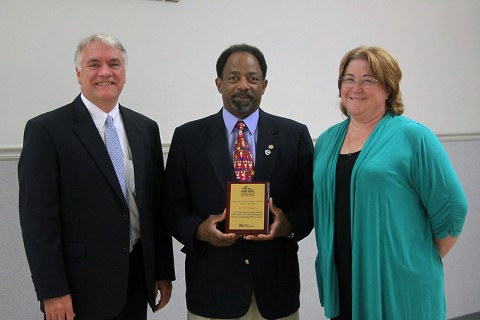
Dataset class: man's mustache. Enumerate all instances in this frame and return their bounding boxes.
[232,93,253,100]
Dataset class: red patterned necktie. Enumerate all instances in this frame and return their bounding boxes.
[233,121,255,182]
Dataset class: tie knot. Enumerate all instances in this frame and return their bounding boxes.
[235,121,246,131]
[106,115,114,128]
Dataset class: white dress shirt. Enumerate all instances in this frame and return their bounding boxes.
[81,94,141,245]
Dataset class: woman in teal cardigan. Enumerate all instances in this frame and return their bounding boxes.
[313,46,468,320]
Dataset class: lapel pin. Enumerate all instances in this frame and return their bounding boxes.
[265,144,274,156]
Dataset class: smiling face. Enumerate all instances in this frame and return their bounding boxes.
[340,58,389,121]
[76,40,126,112]
[215,52,268,119]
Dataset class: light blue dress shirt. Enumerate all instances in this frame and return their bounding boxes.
[222,107,259,163]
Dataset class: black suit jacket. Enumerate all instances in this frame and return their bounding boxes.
[18,95,175,319]
[164,109,314,319]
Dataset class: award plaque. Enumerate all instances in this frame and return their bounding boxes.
[225,182,270,235]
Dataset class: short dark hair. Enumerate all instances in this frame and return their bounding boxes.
[216,44,267,79]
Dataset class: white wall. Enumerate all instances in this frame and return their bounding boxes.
[1,0,480,152]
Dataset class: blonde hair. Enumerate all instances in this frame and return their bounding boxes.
[338,46,404,116]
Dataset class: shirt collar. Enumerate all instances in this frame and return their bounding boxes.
[81,94,120,129]
[222,107,259,134]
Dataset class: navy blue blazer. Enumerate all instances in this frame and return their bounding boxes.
[19,95,175,319]
[164,108,314,319]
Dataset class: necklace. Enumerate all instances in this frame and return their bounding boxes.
[347,130,371,156]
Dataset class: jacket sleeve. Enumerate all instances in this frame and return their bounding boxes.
[152,123,176,281]
[18,119,70,301]
[412,127,468,239]
[162,127,205,251]
[283,124,315,242]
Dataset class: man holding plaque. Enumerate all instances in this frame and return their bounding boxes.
[164,44,314,319]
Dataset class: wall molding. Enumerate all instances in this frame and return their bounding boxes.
[2,132,480,161]
[0,146,23,161]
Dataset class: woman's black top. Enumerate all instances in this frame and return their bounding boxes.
[333,151,359,319]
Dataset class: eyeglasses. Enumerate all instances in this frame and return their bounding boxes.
[339,76,378,88]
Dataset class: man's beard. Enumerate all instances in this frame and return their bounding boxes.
[231,94,254,113]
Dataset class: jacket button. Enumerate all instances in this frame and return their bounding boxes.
[122,247,129,254]
[123,214,129,221]
[244,259,250,265]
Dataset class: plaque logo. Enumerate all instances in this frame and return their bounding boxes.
[240,186,255,196]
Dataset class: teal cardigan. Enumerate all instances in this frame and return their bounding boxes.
[313,113,468,319]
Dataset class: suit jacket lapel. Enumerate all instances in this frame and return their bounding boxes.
[121,106,145,209]
[205,110,234,194]
[254,110,279,182]
[71,95,127,205]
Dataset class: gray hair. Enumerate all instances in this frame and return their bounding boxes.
[74,33,127,69]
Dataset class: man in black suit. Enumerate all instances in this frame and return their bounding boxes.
[18,33,175,320]
[164,44,314,319]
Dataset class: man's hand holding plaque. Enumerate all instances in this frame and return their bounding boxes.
[195,210,239,247]
[244,198,292,241]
